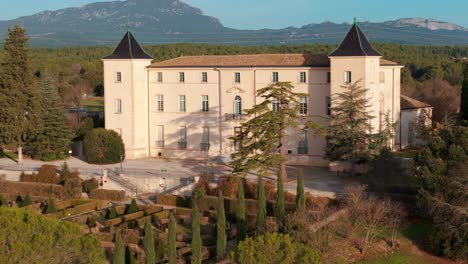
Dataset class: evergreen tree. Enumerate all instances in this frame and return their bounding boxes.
[143,220,155,264]
[461,63,468,120]
[126,246,136,264]
[31,73,73,161]
[275,172,285,224]
[0,25,40,164]
[296,170,306,212]
[216,191,227,260]
[191,201,202,264]
[107,205,119,219]
[168,212,177,264]
[45,198,57,214]
[155,240,165,263]
[126,199,139,214]
[325,81,373,176]
[0,195,7,206]
[236,180,247,242]
[113,230,125,264]
[230,82,309,181]
[22,194,32,207]
[256,175,267,235]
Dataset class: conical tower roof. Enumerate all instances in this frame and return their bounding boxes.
[103,31,152,60]
[329,20,381,57]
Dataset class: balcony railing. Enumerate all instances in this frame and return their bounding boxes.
[178,141,187,149]
[297,146,308,155]
[156,140,165,148]
[225,113,247,121]
[200,143,210,151]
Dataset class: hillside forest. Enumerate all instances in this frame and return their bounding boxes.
[1,41,467,120]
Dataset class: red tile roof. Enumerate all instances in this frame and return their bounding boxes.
[401,95,432,110]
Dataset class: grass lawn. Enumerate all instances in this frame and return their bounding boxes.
[81,97,104,113]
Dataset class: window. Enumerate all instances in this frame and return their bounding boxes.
[272,98,280,112]
[234,96,242,118]
[115,72,122,82]
[234,127,242,151]
[234,72,241,83]
[327,72,331,83]
[201,127,210,150]
[298,130,308,154]
[272,72,279,82]
[201,72,208,83]
[156,125,164,148]
[179,72,185,83]
[201,95,209,112]
[178,95,186,112]
[344,71,352,83]
[115,99,122,113]
[326,96,331,116]
[157,72,163,83]
[379,72,385,83]
[156,95,164,112]
[299,96,308,115]
[178,126,187,149]
[299,72,306,83]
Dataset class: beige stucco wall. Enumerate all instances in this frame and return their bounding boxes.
[400,107,432,149]
[104,57,403,166]
[103,59,152,159]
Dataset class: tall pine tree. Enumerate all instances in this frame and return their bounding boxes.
[325,81,373,176]
[216,191,227,260]
[275,172,285,224]
[256,175,267,235]
[191,200,202,264]
[143,220,155,264]
[230,82,308,181]
[31,73,73,161]
[113,230,125,264]
[296,170,306,212]
[168,212,177,264]
[0,25,40,164]
[461,63,468,121]
[236,180,247,242]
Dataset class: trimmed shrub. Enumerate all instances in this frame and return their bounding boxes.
[217,192,227,260]
[126,199,139,214]
[156,194,191,208]
[143,220,156,264]
[0,195,7,206]
[22,194,33,207]
[82,178,99,193]
[0,181,70,200]
[83,128,125,165]
[63,173,82,198]
[45,198,58,214]
[114,231,125,264]
[89,189,125,201]
[168,212,177,264]
[107,205,119,219]
[20,165,60,184]
[231,233,321,264]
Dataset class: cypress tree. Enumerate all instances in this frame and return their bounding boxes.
[126,199,139,214]
[143,220,155,264]
[168,212,177,264]
[191,201,202,264]
[45,198,57,214]
[113,230,125,264]
[296,170,306,212]
[461,63,468,120]
[256,175,267,235]
[236,180,247,242]
[0,25,41,164]
[275,172,285,224]
[155,239,165,263]
[107,205,119,219]
[126,246,136,264]
[31,73,73,161]
[216,191,226,260]
[22,194,32,207]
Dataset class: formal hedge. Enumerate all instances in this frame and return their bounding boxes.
[83,128,125,164]
[0,180,76,200]
[88,189,125,201]
[20,165,61,184]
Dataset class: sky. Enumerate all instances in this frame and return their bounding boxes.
[1,0,466,29]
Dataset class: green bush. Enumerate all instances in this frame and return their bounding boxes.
[45,198,58,214]
[82,178,99,193]
[231,233,321,264]
[89,189,125,201]
[0,207,105,263]
[83,128,125,164]
[106,205,119,219]
[20,164,60,184]
[0,195,7,206]
[22,194,33,207]
[125,199,139,214]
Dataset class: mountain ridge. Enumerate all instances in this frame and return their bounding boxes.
[0,0,467,47]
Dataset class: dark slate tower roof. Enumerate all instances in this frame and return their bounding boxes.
[102,31,152,60]
[329,20,381,57]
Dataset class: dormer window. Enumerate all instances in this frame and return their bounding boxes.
[344,71,352,83]
[116,72,122,82]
